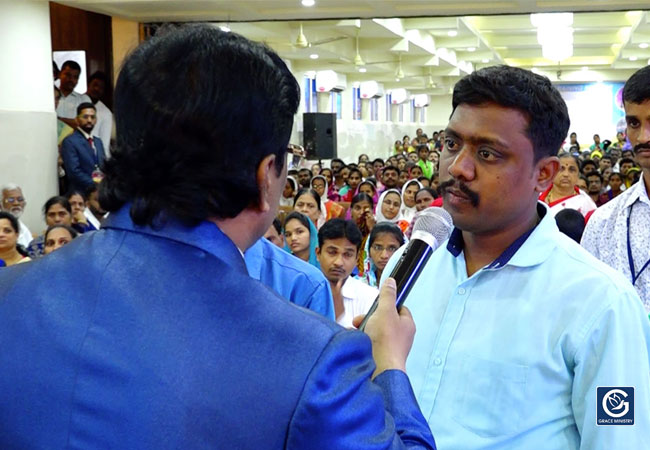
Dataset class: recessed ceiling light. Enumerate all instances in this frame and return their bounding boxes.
[358,67,367,73]
[219,25,231,33]
[309,53,319,59]
[301,0,315,6]
[481,58,490,63]
[639,43,649,49]
[467,47,476,52]
[447,30,458,37]
[629,56,638,61]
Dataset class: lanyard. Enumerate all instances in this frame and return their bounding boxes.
[626,203,650,286]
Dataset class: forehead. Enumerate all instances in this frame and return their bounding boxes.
[624,98,650,117]
[79,108,96,115]
[61,67,79,75]
[2,188,21,198]
[296,194,316,203]
[285,219,307,231]
[322,237,356,251]
[384,192,400,202]
[373,232,401,245]
[48,228,72,240]
[48,203,67,212]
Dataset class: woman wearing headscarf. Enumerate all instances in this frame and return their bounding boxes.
[279,176,298,207]
[400,179,423,223]
[375,189,409,233]
[310,176,344,224]
[282,211,320,269]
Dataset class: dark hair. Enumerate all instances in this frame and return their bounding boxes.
[358,180,376,194]
[601,155,612,162]
[99,25,300,227]
[555,208,585,243]
[66,190,87,202]
[84,183,98,198]
[0,211,19,234]
[416,187,439,200]
[43,196,72,216]
[586,172,603,183]
[558,151,580,167]
[317,218,362,251]
[44,224,79,242]
[416,144,429,154]
[351,193,374,209]
[383,165,400,176]
[623,66,650,104]
[368,222,405,248]
[620,157,636,167]
[348,168,363,180]
[358,154,369,162]
[53,61,60,75]
[580,160,597,172]
[609,172,624,183]
[293,188,321,211]
[320,168,332,176]
[331,158,345,167]
[88,71,108,84]
[61,60,81,72]
[452,65,569,161]
[76,102,96,116]
[284,211,311,233]
[271,218,282,235]
[298,168,312,176]
[372,158,385,166]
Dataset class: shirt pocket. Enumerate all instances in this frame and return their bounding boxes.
[451,355,528,438]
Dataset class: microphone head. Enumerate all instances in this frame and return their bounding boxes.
[412,207,453,246]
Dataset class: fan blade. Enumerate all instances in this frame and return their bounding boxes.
[310,36,348,46]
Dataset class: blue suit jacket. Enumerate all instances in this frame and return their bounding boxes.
[0,207,435,449]
[60,129,106,192]
[245,237,335,320]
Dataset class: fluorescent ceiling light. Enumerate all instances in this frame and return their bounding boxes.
[301,0,315,6]
[219,25,231,32]
[309,53,319,59]
[447,30,458,37]
[467,47,476,52]
[358,67,367,73]
[629,56,638,61]
[481,58,490,63]
[639,43,649,49]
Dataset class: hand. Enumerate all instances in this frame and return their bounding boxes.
[363,210,376,231]
[352,278,415,379]
[73,211,87,225]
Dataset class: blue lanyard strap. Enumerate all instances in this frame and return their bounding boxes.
[626,203,650,286]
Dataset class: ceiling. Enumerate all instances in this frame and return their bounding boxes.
[57,1,650,95]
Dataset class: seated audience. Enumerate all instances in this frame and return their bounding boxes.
[66,190,96,233]
[415,188,438,212]
[539,152,596,217]
[358,222,406,288]
[1,183,33,248]
[283,211,319,268]
[280,176,297,207]
[554,208,586,243]
[376,189,409,233]
[263,218,284,248]
[401,180,423,223]
[0,212,31,266]
[310,176,344,221]
[27,196,73,258]
[316,219,377,328]
[43,224,78,255]
[294,187,324,228]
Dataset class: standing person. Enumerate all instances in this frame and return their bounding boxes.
[60,103,107,193]
[56,60,88,129]
[582,65,650,313]
[383,65,650,449]
[85,71,113,158]
[1,183,33,248]
[416,144,434,180]
[0,26,435,449]
[316,219,378,328]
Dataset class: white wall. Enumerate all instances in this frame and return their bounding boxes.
[0,0,58,232]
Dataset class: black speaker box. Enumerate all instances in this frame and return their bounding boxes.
[303,112,337,160]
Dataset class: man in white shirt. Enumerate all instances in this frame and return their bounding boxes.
[582,65,650,313]
[317,218,378,327]
[1,183,32,248]
[85,71,113,158]
[56,61,90,129]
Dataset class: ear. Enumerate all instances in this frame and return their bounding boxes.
[256,154,278,213]
[534,156,559,193]
[315,247,321,262]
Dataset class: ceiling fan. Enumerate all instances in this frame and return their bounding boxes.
[294,22,348,48]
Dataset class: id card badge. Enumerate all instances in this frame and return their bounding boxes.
[92,165,104,183]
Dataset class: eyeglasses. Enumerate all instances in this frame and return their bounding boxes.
[4,197,24,204]
[371,244,399,254]
[287,144,305,158]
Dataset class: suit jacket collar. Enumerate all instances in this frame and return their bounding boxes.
[103,205,248,274]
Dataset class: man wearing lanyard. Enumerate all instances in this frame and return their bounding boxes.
[582,66,650,314]
[60,102,106,193]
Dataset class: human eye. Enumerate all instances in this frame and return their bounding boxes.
[388,246,399,253]
[477,148,499,161]
[626,117,640,128]
[45,239,54,247]
[444,137,459,152]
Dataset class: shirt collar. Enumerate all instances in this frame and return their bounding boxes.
[77,128,92,140]
[446,202,555,269]
[622,173,650,209]
[102,205,248,274]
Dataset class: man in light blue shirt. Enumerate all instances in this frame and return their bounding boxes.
[245,236,335,320]
[383,65,650,449]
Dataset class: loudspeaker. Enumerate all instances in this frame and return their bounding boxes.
[303,112,337,160]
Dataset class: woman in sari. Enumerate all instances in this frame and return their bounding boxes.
[539,152,596,218]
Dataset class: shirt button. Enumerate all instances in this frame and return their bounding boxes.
[434,358,442,366]
[458,288,466,295]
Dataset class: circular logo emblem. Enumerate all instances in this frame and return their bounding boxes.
[602,389,630,418]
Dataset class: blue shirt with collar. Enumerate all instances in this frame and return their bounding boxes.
[383,202,650,450]
[245,237,335,320]
[0,205,436,449]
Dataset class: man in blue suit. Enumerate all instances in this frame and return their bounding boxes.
[60,102,106,193]
[0,26,435,448]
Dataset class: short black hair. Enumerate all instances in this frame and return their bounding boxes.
[61,60,81,72]
[0,211,19,234]
[84,183,98,198]
[372,158,385,166]
[43,196,71,216]
[452,65,570,161]
[76,102,96,116]
[298,168,312,176]
[609,172,624,182]
[350,193,374,209]
[586,172,603,183]
[284,211,311,232]
[383,165,400,176]
[416,144,429,154]
[271,218,282,235]
[416,187,439,200]
[623,66,650,104]
[293,188,321,211]
[619,157,636,168]
[99,25,300,226]
[317,218,362,251]
[580,160,598,172]
[45,224,79,242]
[88,71,108,84]
[66,190,87,202]
[593,134,600,139]
[368,222,405,248]
[348,168,363,180]
[600,155,613,163]
[331,158,345,167]
[555,208,585,243]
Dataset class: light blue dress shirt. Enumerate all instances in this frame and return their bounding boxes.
[383,202,650,449]
[245,237,335,320]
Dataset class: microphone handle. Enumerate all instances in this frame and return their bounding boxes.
[358,239,433,331]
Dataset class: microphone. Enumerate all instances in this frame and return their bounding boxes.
[358,207,453,331]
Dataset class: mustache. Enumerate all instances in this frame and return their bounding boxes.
[439,179,480,207]
[634,143,650,153]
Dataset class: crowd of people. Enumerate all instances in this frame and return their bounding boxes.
[0,24,649,448]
